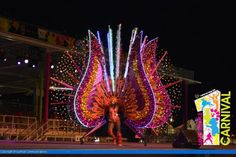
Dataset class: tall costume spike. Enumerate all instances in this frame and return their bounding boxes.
[97,31,111,92]
[124,28,138,78]
[115,24,121,79]
[107,27,115,92]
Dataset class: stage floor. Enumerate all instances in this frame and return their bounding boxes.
[0,141,235,150]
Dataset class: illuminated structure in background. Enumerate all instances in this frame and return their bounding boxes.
[50,25,182,140]
[194,90,221,145]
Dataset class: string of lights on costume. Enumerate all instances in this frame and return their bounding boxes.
[49,25,182,142]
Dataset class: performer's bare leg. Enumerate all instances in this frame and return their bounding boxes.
[108,122,116,144]
[116,119,122,146]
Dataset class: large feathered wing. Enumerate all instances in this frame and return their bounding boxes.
[73,31,106,128]
[141,38,172,128]
[123,33,156,128]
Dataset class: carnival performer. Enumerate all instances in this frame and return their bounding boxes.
[107,97,122,146]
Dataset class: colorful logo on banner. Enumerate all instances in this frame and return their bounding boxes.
[194,90,231,146]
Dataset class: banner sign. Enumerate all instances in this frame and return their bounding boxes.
[0,17,78,49]
[194,89,231,146]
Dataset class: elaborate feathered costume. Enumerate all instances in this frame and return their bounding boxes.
[50,25,181,145]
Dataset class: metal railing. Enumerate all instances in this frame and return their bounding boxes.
[15,121,38,140]
[0,115,88,142]
[0,115,37,140]
[0,114,36,128]
[24,120,49,141]
[24,119,86,141]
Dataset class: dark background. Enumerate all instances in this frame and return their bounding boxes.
[0,1,234,88]
[0,0,235,130]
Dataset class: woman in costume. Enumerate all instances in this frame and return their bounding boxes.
[107,97,122,146]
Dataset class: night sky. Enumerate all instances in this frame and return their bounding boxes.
[0,1,235,127]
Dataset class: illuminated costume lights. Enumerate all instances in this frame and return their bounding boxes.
[50,25,181,146]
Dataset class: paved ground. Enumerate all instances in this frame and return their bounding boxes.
[0,141,236,157]
[0,140,235,149]
[1,141,169,149]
